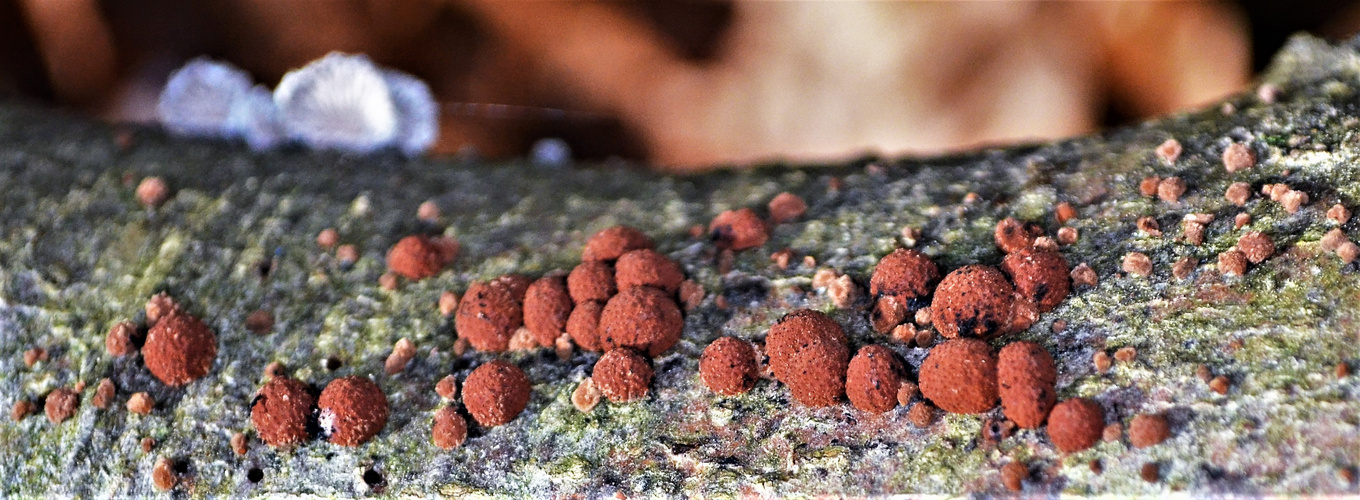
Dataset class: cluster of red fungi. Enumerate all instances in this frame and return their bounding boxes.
[698,216,1132,458]
[48,185,1192,492]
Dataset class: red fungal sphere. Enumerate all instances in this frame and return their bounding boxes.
[1237,231,1275,264]
[931,265,1017,339]
[1129,413,1171,448]
[143,311,217,386]
[1000,248,1071,313]
[566,300,605,352]
[593,349,654,403]
[709,208,770,251]
[995,217,1043,254]
[583,226,654,262]
[615,249,685,293]
[432,406,468,450]
[463,360,532,427]
[523,275,573,347]
[455,279,524,352]
[997,341,1057,429]
[1047,398,1105,453]
[699,337,759,396]
[317,376,389,446]
[869,248,941,301]
[386,235,445,280]
[845,345,905,414]
[568,261,617,303]
[598,287,683,357]
[918,338,998,414]
[251,376,316,447]
[493,274,532,302]
[765,310,850,407]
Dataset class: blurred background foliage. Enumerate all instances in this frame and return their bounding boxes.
[0,0,1357,169]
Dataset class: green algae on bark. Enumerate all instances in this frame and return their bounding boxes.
[2,33,1360,497]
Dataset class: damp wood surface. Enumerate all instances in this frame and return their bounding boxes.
[2,34,1359,497]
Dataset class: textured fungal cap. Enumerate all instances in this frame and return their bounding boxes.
[386,235,446,280]
[44,388,78,424]
[145,293,181,325]
[566,300,605,352]
[918,338,998,414]
[1237,231,1275,263]
[768,192,808,224]
[582,226,654,262]
[380,68,439,156]
[1000,248,1071,313]
[156,58,259,139]
[1222,142,1257,172]
[997,341,1057,428]
[869,248,940,301]
[699,337,759,396]
[318,376,388,446]
[994,217,1043,254]
[615,249,685,293]
[599,286,683,357]
[106,321,138,357]
[523,275,573,347]
[845,345,905,414]
[709,208,770,251]
[765,310,850,407]
[463,360,532,427]
[274,53,398,153]
[432,406,468,450]
[143,311,217,386]
[1155,138,1182,163]
[1048,398,1105,453]
[455,279,524,352]
[1129,413,1171,448]
[136,177,170,208]
[593,349,654,403]
[1218,250,1248,276]
[931,265,1017,339]
[251,376,316,447]
[567,261,617,303]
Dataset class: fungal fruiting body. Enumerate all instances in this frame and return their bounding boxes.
[156,58,279,148]
[994,217,1043,254]
[386,235,449,280]
[845,345,905,414]
[432,407,468,450]
[765,310,850,407]
[593,349,654,403]
[568,261,616,303]
[455,278,525,352]
[275,53,407,154]
[1047,398,1105,453]
[159,52,437,155]
[918,338,998,414]
[582,226,654,262]
[523,275,573,347]
[598,286,683,357]
[997,341,1057,428]
[251,376,316,447]
[699,337,759,396]
[1129,413,1171,448]
[317,376,389,446]
[1000,248,1071,312]
[566,300,605,352]
[463,360,532,427]
[614,249,684,293]
[709,208,770,250]
[142,310,217,386]
[869,248,940,302]
[931,265,1021,339]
